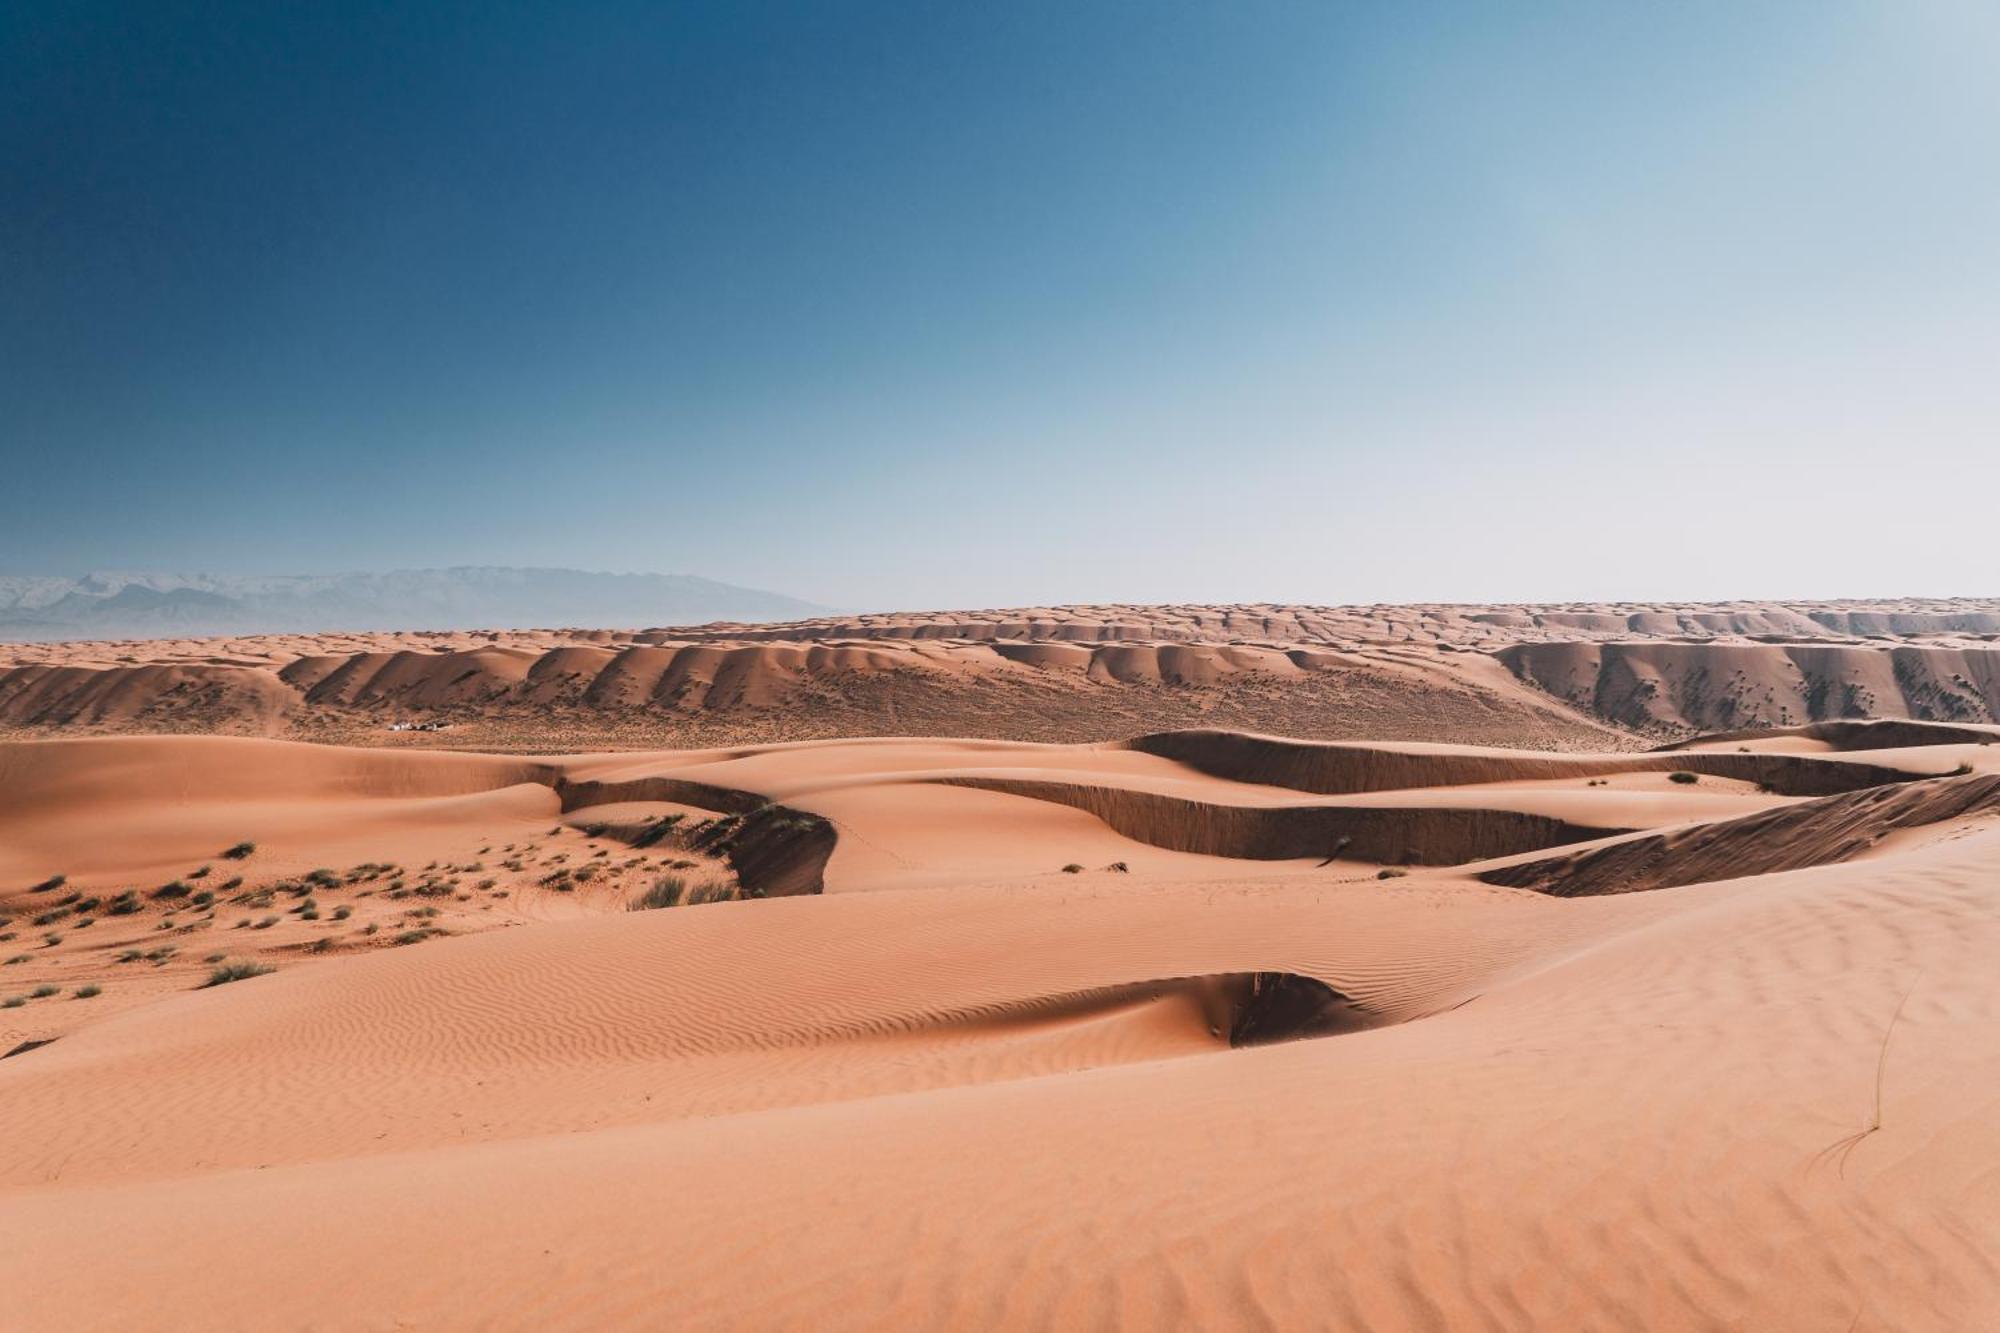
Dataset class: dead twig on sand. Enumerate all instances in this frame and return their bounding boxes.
[1812,973,1922,1180]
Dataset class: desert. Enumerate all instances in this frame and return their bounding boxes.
[12,3,2000,1327]
[5,602,2000,1328]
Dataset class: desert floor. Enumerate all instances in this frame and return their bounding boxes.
[4,709,2000,1329]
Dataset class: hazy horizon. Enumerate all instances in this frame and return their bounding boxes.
[6,2,1997,609]
[4,564,1998,619]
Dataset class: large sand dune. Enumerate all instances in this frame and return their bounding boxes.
[5,715,2000,1328]
[6,598,2000,749]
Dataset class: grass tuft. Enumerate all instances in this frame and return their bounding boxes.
[202,960,275,987]
[630,876,687,910]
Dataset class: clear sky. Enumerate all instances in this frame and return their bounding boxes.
[4,1,1996,610]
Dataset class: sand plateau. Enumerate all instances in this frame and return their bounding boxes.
[8,598,2000,750]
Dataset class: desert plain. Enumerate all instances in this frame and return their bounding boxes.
[4,600,2000,1329]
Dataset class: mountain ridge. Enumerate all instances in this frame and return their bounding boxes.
[0,566,830,640]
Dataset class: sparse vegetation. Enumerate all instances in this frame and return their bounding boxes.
[222,841,257,860]
[630,876,687,911]
[1061,863,1084,874]
[1668,771,1699,785]
[633,814,686,848]
[1377,867,1410,879]
[202,960,275,987]
[73,984,101,999]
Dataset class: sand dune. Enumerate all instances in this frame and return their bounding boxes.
[1500,639,2000,733]
[7,599,2000,750]
[4,717,2000,1328]
[1483,768,2000,896]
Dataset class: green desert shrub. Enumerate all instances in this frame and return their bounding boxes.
[202,960,275,987]
[630,876,687,911]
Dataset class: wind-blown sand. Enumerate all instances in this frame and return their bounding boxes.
[4,712,2000,1329]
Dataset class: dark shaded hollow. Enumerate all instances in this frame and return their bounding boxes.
[1225,973,1387,1047]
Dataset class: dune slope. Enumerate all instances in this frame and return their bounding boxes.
[2,722,1999,1329]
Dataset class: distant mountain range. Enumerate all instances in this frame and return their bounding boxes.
[0,568,831,640]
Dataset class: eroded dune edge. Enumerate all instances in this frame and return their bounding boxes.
[4,712,2000,1329]
[8,598,2000,750]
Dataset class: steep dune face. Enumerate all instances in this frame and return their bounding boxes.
[1482,771,2000,897]
[1663,718,2000,752]
[5,725,2000,1328]
[932,774,1626,864]
[1808,609,2000,636]
[1500,640,2000,733]
[1127,728,1947,796]
[0,662,298,730]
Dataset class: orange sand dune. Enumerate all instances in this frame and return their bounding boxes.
[9,598,2000,748]
[3,720,2000,1328]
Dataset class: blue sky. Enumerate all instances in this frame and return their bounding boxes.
[3,1,1996,609]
